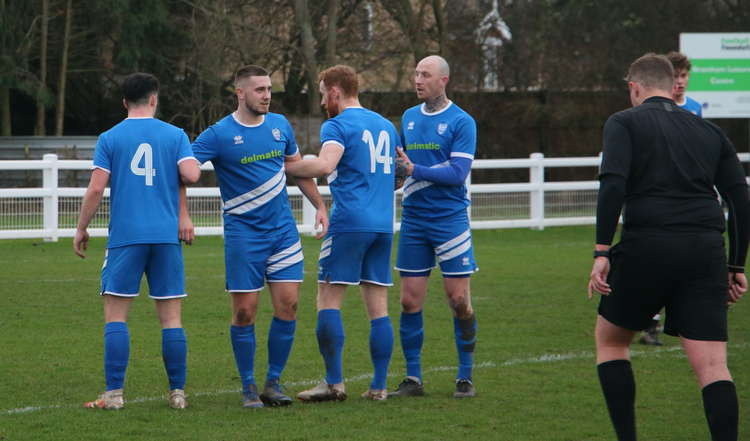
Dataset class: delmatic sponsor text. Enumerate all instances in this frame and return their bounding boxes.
[240,149,283,164]
[406,143,441,151]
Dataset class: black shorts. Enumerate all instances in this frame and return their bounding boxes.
[598,231,729,341]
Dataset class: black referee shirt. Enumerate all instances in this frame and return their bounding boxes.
[597,96,749,265]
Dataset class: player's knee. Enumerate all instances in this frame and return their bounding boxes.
[400,296,422,313]
[234,307,256,326]
[276,298,298,320]
[447,293,472,317]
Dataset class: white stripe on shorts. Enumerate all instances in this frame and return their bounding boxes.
[266,251,304,274]
[437,239,472,262]
[435,229,471,255]
[267,240,302,266]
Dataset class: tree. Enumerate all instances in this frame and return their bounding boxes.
[35,0,49,135]
[54,0,72,136]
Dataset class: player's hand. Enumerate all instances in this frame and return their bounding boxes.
[314,207,329,240]
[587,257,611,299]
[728,272,747,305]
[395,147,413,177]
[73,228,89,259]
[179,213,195,245]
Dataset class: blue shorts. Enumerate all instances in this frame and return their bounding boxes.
[224,223,304,292]
[101,244,186,299]
[395,213,478,277]
[318,232,393,286]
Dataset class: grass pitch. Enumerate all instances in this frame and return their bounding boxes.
[0,226,748,441]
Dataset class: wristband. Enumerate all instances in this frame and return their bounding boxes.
[728,264,744,273]
[593,250,610,259]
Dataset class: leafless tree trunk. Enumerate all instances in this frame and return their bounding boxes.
[294,0,320,115]
[55,0,72,136]
[380,0,430,64]
[34,0,49,135]
[431,0,445,56]
[324,0,339,67]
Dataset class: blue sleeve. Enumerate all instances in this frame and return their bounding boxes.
[176,130,194,163]
[320,120,345,149]
[284,119,299,156]
[92,134,111,172]
[191,128,218,164]
[412,156,472,186]
[450,115,477,159]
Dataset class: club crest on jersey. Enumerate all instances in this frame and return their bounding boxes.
[407,121,415,130]
[234,135,243,145]
[437,123,448,135]
[462,257,469,266]
[272,128,281,141]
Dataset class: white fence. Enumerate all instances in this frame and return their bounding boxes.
[1,153,748,241]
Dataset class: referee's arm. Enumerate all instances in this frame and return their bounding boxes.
[596,118,631,248]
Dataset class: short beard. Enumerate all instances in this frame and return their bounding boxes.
[245,101,268,117]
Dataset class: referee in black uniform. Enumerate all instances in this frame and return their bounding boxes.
[588,53,748,441]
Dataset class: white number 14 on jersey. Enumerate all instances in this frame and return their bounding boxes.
[362,130,392,175]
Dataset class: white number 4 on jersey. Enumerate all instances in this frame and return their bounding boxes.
[362,129,392,174]
[130,143,157,186]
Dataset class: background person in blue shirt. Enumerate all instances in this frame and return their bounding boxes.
[392,55,479,399]
[287,65,398,402]
[74,72,201,410]
[191,65,328,409]
[667,51,703,117]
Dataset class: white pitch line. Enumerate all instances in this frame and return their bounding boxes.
[3,343,747,416]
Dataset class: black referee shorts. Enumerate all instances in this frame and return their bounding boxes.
[598,231,729,341]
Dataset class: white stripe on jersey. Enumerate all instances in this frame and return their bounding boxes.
[437,238,472,262]
[450,152,474,160]
[226,173,287,215]
[328,168,338,183]
[267,240,302,266]
[435,229,471,255]
[402,160,450,199]
[266,251,304,274]
[319,247,332,259]
[223,168,285,210]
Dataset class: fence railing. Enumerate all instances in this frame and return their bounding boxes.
[2,153,748,241]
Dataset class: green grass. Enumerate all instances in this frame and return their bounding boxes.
[0,226,748,441]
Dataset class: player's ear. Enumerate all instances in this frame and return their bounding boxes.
[122,98,129,110]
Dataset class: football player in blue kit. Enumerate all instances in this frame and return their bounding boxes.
[191,65,328,408]
[391,55,479,398]
[74,72,201,410]
[286,65,398,402]
[668,51,703,117]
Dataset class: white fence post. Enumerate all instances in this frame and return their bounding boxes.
[42,153,59,242]
[301,154,317,235]
[529,152,544,230]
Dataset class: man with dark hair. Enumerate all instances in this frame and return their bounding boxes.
[192,65,328,408]
[390,55,479,399]
[75,72,201,410]
[287,64,399,402]
[666,51,703,117]
[589,53,747,441]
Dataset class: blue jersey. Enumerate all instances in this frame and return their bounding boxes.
[680,96,703,117]
[321,107,397,233]
[93,118,194,248]
[399,101,477,219]
[192,113,298,235]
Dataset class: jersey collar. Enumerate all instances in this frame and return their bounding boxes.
[232,112,265,128]
[420,100,453,116]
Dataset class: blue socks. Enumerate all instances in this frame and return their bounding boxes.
[454,314,477,380]
[316,309,345,385]
[267,317,296,382]
[399,311,424,381]
[104,322,129,391]
[231,324,256,392]
[162,328,187,390]
[369,316,394,390]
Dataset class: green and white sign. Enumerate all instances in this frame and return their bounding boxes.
[680,33,750,118]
